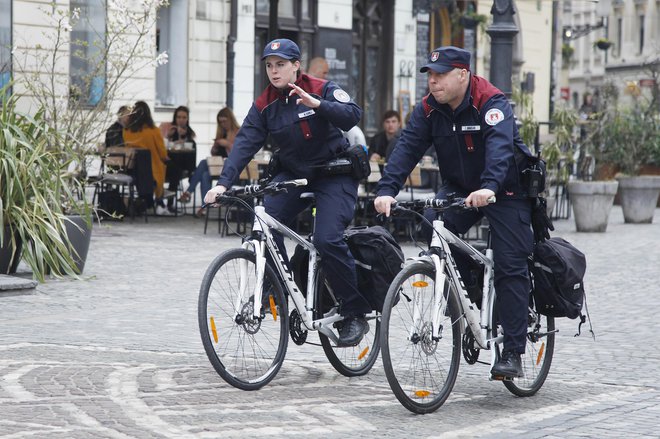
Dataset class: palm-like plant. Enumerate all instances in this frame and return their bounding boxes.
[0,88,82,281]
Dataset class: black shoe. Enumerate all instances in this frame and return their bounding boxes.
[337,317,369,347]
[491,350,523,378]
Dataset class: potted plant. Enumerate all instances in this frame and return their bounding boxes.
[0,88,83,280]
[8,2,168,272]
[546,104,619,232]
[596,79,660,223]
[594,38,613,51]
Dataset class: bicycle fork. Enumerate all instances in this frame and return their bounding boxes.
[236,240,267,320]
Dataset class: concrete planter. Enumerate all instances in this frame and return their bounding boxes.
[616,176,660,224]
[64,215,92,274]
[568,180,619,232]
[0,225,22,274]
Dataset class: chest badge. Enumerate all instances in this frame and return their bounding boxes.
[298,109,315,118]
[333,89,351,103]
[485,109,505,126]
[461,125,480,132]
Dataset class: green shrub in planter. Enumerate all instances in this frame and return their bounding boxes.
[0,88,83,281]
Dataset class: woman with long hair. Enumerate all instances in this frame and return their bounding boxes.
[211,107,240,157]
[123,100,170,215]
[165,105,197,212]
[179,107,239,217]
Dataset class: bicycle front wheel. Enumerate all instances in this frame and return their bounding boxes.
[381,261,462,414]
[198,248,289,390]
[492,301,555,397]
[317,269,381,377]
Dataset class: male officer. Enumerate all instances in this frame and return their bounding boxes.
[374,46,535,378]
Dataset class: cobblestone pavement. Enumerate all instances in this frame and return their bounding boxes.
[1,207,659,438]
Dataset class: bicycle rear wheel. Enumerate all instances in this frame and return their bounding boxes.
[198,248,289,390]
[380,261,461,414]
[317,270,381,377]
[492,300,555,396]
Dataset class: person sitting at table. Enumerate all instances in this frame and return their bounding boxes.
[368,109,401,162]
[105,105,132,148]
[165,105,197,212]
[211,107,240,158]
[178,107,240,217]
[123,100,171,216]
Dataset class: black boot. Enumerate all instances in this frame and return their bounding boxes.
[337,317,369,347]
[491,350,523,378]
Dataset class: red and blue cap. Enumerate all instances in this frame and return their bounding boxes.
[420,46,471,73]
[261,39,301,61]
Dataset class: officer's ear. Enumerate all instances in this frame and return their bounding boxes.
[292,60,301,73]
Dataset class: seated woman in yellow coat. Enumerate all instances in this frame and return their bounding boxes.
[123,101,171,216]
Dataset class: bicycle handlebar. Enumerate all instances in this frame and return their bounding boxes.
[216,178,308,202]
[391,195,496,214]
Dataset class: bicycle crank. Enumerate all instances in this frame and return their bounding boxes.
[462,327,480,364]
[289,309,308,345]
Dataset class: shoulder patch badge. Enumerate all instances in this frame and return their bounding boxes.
[484,108,505,126]
[333,89,351,103]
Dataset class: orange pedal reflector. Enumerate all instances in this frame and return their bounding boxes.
[269,295,278,321]
[210,317,218,343]
[414,390,431,398]
[536,342,545,366]
[358,346,369,360]
[412,281,429,288]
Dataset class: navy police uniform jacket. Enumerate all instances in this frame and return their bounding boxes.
[377,75,532,198]
[217,74,361,188]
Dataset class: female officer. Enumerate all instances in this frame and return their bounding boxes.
[204,39,372,346]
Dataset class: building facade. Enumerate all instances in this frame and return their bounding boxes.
[4,0,555,161]
[558,0,660,111]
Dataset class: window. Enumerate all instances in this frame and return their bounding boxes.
[615,17,622,58]
[156,0,188,106]
[0,0,10,92]
[70,0,106,106]
[638,15,644,54]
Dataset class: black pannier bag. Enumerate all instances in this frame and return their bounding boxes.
[289,226,404,313]
[344,226,405,312]
[532,237,586,319]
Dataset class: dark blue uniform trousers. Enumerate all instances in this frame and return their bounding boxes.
[422,186,534,354]
[264,172,372,317]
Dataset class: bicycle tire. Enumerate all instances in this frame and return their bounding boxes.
[491,299,555,397]
[198,248,289,390]
[381,261,461,414]
[317,269,381,377]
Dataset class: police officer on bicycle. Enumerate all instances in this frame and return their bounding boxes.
[374,46,543,378]
[205,39,372,346]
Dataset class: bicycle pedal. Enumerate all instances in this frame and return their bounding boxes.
[490,374,514,382]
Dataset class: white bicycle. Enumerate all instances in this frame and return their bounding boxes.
[198,178,380,390]
[380,196,555,413]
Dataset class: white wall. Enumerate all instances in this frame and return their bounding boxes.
[393,0,417,113]
[318,0,352,30]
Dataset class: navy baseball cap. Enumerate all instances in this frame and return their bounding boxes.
[420,46,471,73]
[261,39,301,60]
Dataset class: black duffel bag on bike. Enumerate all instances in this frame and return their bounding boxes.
[290,225,404,313]
[531,237,586,319]
[344,225,404,312]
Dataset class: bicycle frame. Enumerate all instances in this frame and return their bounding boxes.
[412,217,497,351]
[239,205,345,343]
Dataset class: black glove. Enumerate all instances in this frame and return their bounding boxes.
[531,197,554,243]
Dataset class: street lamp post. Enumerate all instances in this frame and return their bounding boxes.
[486,0,518,100]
